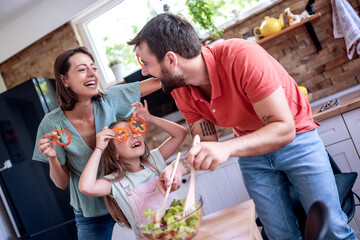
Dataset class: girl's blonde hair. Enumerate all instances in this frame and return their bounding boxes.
[102,119,159,228]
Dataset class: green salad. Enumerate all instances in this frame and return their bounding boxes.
[139,199,201,240]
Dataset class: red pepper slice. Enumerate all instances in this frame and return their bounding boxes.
[129,116,146,134]
[113,128,129,142]
[136,51,143,67]
[53,129,71,146]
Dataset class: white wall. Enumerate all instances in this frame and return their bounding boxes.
[0,0,106,63]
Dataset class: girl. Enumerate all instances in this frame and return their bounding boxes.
[33,47,161,240]
[79,100,187,238]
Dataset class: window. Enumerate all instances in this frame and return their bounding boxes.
[73,0,279,89]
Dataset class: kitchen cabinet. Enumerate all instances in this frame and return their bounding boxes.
[317,109,360,236]
[343,108,360,157]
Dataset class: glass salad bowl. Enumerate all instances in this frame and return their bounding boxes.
[137,195,203,240]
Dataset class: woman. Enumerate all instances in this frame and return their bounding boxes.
[32,46,160,240]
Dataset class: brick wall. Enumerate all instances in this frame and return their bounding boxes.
[217,0,360,102]
[0,22,79,90]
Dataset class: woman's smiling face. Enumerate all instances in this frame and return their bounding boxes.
[62,53,99,99]
[113,121,145,160]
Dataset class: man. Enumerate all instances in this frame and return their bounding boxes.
[128,13,356,239]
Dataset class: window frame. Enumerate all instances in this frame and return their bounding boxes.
[72,0,127,90]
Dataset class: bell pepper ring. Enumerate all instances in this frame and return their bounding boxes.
[129,116,146,134]
[53,129,71,146]
[113,128,129,142]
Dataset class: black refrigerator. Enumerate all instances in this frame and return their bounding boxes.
[0,78,77,239]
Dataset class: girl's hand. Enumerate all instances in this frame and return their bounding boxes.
[95,127,114,151]
[38,132,57,158]
[156,162,182,196]
[131,100,152,122]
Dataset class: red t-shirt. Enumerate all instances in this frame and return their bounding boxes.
[171,39,318,137]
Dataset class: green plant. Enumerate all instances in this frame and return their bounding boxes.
[104,39,138,68]
[185,0,223,38]
[105,43,124,67]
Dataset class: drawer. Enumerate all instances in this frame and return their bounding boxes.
[317,115,350,146]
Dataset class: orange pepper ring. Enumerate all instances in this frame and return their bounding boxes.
[53,129,71,146]
[113,128,129,142]
[136,52,143,67]
[129,116,146,134]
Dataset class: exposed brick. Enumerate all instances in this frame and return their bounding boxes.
[323,66,343,79]
[289,65,307,76]
[331,67,360,85]
[325,55,349,71]
[342,57,360,71]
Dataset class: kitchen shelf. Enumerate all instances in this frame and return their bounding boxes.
[256,12,322,45]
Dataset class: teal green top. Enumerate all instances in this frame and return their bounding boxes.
[32,82,141,217]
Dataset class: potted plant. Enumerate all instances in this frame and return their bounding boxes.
[105,38,139,82]
[105,42,126,82]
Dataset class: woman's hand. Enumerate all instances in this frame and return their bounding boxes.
[95,127,114,151]
[38,132,57,158]
[131,100,152,122]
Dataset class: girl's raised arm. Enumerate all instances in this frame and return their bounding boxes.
[79,128,113,197]
[132,100,187,160]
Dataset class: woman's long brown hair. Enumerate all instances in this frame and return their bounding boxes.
[53,47,103,111]
[102,120,159,228]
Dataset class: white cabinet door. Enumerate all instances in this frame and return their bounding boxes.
[343,108,360,155]
[326,139,360,192]
[317,115,350,146]
[326,139,360,235]
[194,157,249,216]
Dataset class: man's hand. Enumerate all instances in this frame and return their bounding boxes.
[187,141,230,171]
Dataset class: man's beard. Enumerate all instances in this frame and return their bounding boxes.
[159,67,186,94]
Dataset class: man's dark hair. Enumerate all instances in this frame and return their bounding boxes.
[128,13,202,62]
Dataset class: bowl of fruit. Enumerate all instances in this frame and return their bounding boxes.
[137,195,203,240]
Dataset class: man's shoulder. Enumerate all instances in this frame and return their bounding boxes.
[212,38,259,52]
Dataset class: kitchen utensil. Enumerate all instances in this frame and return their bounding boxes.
[154,152,181,223]
[183,135,201,216]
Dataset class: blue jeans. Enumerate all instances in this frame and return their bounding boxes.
[74,209,115,240]
[238,129,356,240]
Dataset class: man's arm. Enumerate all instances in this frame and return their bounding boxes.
[177,118,218,175]
[187,86,295,171]
[226,86,295,157]
[188,118,218,142]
